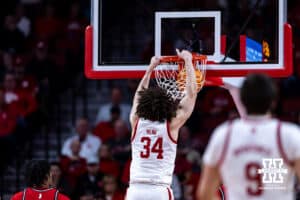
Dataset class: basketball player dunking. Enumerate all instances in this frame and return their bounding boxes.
[197,74,300,200]
[125,50,198,200]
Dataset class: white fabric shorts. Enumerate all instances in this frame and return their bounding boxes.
[126,184,173,200]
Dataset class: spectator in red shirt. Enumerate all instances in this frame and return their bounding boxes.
[11,160,70,200]
[60,139,87,188]
[98,144,120,178]
[93,106,121,142]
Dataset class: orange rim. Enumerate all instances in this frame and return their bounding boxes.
[159,54,207,63]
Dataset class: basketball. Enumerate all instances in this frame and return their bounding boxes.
[176,69,204,92]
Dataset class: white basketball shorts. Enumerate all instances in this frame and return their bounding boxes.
[126,184,173,200]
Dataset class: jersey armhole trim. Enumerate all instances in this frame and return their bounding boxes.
[131,118,139,142]
[277,121,294,167]
[217,121,233,167]
[218,185,226,200]
[22,189,26,200]
[167,187,172,200]
[167,121,177,144]
[54,189,59,200]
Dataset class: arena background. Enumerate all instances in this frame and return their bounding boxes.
[0,0,299,199]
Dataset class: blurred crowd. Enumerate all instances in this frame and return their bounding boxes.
[0,0,299,200]
[0,0,87,174]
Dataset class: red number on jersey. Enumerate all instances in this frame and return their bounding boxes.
[152,137,163,159]
[140,137,151,158]
[245,162,263,196]
[140,137,164,159]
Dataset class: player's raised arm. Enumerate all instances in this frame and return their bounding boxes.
[129,56,160,126]
[177,49,197,98]
[170,50,198,130]
[223,80,247,119]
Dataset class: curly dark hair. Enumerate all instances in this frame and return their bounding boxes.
[136,87,178,122]
[25,160,51,187]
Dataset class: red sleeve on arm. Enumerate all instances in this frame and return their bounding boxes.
[11,192,23,200]
[58,193,71,200]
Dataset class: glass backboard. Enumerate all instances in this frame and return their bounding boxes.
[85,0,292,79]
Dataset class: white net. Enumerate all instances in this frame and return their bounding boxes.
[155,57,207,100]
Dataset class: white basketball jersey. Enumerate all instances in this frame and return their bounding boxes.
[204,116,300,200]
[130,118,177,186]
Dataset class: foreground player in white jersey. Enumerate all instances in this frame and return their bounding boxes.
[126,49,198,200]
[197,73,300,200]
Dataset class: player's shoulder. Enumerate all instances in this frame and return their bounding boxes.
[213,119,236,133]
[58,193,70,200]
[11,191,23,200]
[211,120,236,140]
[280,121,300,136]
[280,121,300,131]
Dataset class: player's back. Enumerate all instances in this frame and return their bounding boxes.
[213,117,300,200]
[130,118,177,186]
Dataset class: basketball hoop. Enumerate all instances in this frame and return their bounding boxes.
[155,54,207,100]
